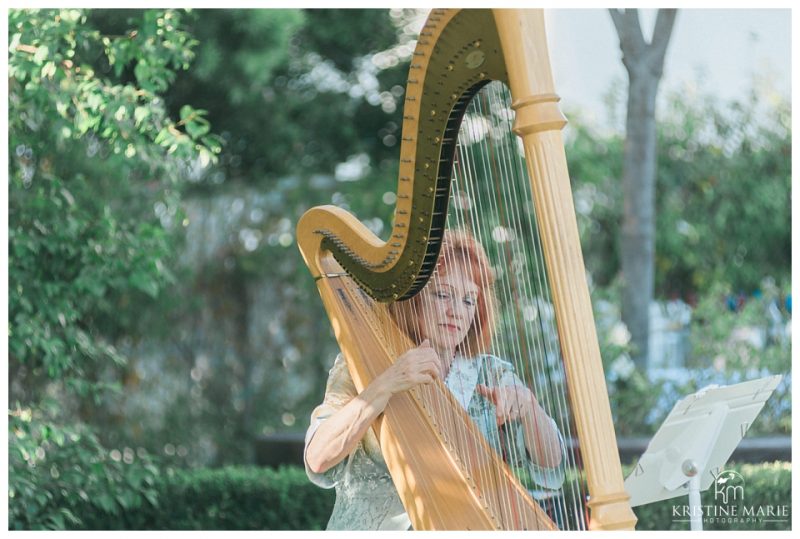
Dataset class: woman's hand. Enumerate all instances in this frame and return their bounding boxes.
[476,383,563,468]
[306,344,440,475]
[376,339,442,396]
[475,383,539,426]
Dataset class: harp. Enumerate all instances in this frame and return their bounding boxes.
[297,9,637,530]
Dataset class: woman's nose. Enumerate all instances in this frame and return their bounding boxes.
[446,301,464,319]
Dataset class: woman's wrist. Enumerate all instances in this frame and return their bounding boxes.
[518,390,542,421]
[361,374,394,412]
[520,402,563,468]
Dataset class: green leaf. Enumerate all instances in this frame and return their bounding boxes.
[130,272,159,298]
[41,61,57,79]
[154,128,171,146]
[179,104,193,121]
[9,32,21,51]
[33,45,50,65]
[96,493,116,513]
[185,118,210,139]
[60,508,81,526]
[47,513,65,530]
[143,489,159,507]
[133,61,151,85]
[134,106,150,126]
[198,147,212,167]
[53,430,66,447]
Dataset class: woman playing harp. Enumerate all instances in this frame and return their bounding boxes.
[298,8,636,531]
[304,230,566,530]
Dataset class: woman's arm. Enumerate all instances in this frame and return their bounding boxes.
[305,341,442,474]
[519,399,563,468]
[305,375,393,474]
[476,383,563,469]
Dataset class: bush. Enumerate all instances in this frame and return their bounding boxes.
[63,465,334,530]
[592,280,791,437]
[9,401,160,531]
[7,10,222,530]
[12,462,788,531]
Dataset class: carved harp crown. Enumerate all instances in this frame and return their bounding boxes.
[298,9,637,531]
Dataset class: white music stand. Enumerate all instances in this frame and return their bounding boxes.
[623,374,783,531]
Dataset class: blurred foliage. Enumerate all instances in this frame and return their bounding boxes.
[591,280,660,436]
[594,278,790,437]
[9,399,160,530]
[570,85,790,437]
[149,8,412,188]
[8,7,218,528]
[567,87,790,297]
[655,88,791,295]
[685,280,791,435]
[49,465,333,530]
[9,7,218,398]
[9,461,787,531]
[61,8,421,468]
[689,279,790,374]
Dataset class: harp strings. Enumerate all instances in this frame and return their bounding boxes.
[476,86,544,526]
[451,129,518,526]
[449,81,589,529]
[498,80,588,530]
[467,81,558,528]
[453,96,524,527]
[356,81,591,530]
[498,81,590,529]
[477,82,564,526]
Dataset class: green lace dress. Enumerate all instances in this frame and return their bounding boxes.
[304,353,566,530]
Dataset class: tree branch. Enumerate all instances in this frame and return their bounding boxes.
[650,9,678,64]
[15,43,39,54]
[608,8,647,71]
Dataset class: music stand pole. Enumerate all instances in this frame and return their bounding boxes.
[682,459,702,531]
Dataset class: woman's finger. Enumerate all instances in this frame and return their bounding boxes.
[495,403,508,425]
[424,363,440,379]
[476,384,496,402]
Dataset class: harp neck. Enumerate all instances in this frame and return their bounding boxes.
[494,10,568,136]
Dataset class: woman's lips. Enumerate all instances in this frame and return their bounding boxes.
[440,323,460,332]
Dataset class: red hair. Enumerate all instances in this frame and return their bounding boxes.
[389,229,497,356]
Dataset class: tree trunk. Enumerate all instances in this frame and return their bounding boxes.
[620,74,658,369]
[609,9,677,370]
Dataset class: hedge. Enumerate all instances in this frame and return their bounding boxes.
[24,462,788,530]
[64,465,335,530]
[629,461,791,531]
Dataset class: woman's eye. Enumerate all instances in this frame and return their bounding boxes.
[464,298,476,307]
[436,292,449,299]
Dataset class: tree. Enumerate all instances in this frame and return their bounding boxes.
[568,86,791,299]
[656,88,791,296]
[608,8,677,370]
[8,8,218,528]
[75,8,418,467]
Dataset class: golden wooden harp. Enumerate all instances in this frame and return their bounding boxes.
[297,8,637,530]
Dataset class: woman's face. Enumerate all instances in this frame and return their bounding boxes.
[417,264,479,356]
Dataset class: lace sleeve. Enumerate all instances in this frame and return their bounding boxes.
[304,354,357,488]
[503,418,567,490]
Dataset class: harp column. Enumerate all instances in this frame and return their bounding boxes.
[494,9,637,531]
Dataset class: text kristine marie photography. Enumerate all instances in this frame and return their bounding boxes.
[671,470,790,528]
